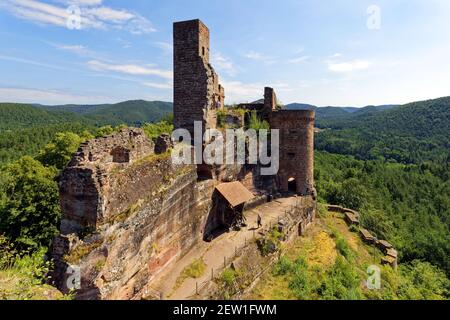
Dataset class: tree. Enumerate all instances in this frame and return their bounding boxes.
[36,132,91,169]
[96,125,115,137]
[331,178,368,211]
[0,157,61,250]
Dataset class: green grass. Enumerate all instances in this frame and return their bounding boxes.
[173,258,207,292]
[64,241,102,264]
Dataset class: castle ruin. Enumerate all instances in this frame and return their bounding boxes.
[53,19,316,300]
[173,19,225,136]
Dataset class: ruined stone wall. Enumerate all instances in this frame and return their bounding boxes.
[173,19,225,137]
[53,128,220,299]
[238,87,277,121]
[68,128,154,166]
[269,110,315,195]
[59,128,154,234]
[263,87,277,119]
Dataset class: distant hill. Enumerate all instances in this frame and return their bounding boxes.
[0,103,87,131]
[284,103,399,125]
[284,103,317,110]
[35,103,110,114]
[315,96,450,163]
[0,100,173,164]
[37,100,173,126]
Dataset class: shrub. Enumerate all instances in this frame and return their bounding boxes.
[319,256,362,300]
[273,256,294,276]
[183,258,206,279]
[64,241,102,264]
[330,229,353,259]
[142,121,174,141]
[248,111,269,131]
[288,257,311,299]
[0,235,17,269]
[220,268,238,287]
[217,109,227,128]
[257,238,277,256]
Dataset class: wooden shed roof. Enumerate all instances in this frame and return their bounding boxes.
[215,181,254,208]
[387,248,398,258]
[345,212,359,223]
[360,228,374,239]
[378,240,393,249]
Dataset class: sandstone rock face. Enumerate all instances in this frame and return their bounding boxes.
[53,128,218,299]
[59,128,154,234]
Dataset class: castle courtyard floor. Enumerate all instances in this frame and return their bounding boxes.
[148,196,299,300]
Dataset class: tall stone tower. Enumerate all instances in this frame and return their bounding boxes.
[270,110,315,195]
[173,19,225,138]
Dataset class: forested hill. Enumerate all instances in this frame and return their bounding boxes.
[284,103,398,123]
[80,100,172,126]
[315,96,450,164]
[0,103,86,130]
[0,100,173,164]
[36,100,173,126]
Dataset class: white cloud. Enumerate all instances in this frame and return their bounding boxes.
[141,82,172,90]
[211,52,237,76]
[62,0,103,5]
[326,59,371,73]
[53,43,90,55]
[47,42,106,59]
[87,6,133,22]
[87,60,172,79]
[0,0,104,28]
[221,80,292,103]
[154,41,172,54]
[244,51,276,65]
[221,80,262,103]
[123,14,156,34]
[0,0,155,34]
[330,53,342,58]
[0,86,112,105]
[0,53,79,72]
[87,73,172,91]
[288,56,309,64]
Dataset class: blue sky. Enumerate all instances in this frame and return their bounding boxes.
[0,0,449,106]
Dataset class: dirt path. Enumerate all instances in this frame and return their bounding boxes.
[149,196,299,300]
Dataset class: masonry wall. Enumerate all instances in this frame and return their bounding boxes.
[263,87,277,119]
[59,128,154,234]
[270,110,315,195]
[53,129,218,299]
[173,19,225,138]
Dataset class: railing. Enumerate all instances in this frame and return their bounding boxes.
[187,198,307,299]
[144,197,311,300]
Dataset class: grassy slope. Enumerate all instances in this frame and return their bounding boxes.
[248,209,383,300]
[0,270,66,300]
[248,207,449,300]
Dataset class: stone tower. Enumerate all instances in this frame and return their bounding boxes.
[263,87,278,119]
[270,110,315,195]
[173,19,225,138]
